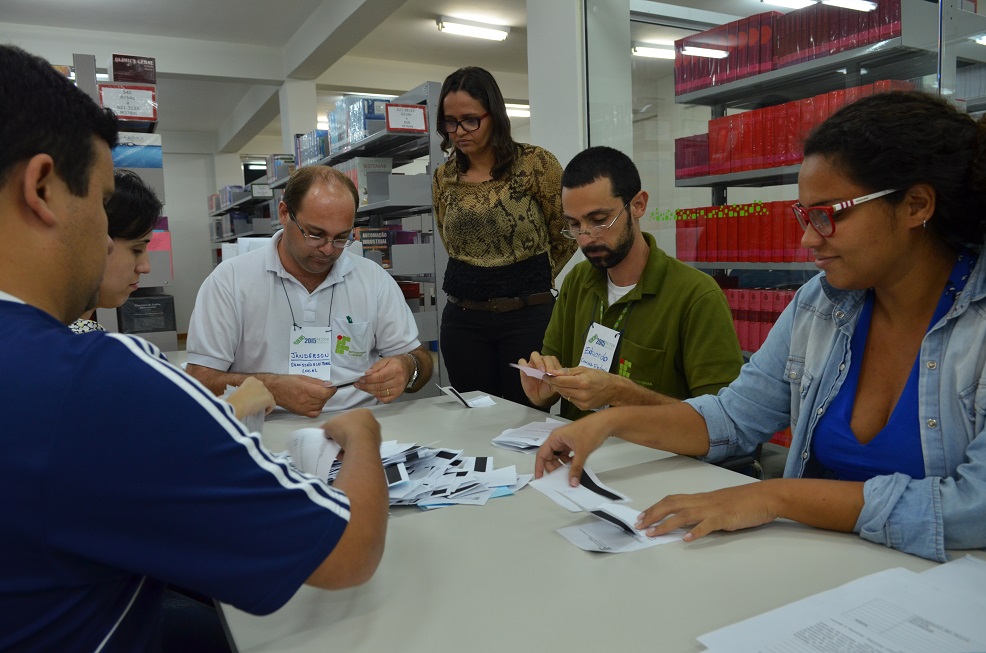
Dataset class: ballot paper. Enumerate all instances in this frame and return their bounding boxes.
[436,385,496,408]
[698,557,986,653]
[278,430,522,510]
[531,465,685,553]
[284,427,341,482]
[557,504,684,553]
[509,362,558,380]
[491,418,565,452]
[530,464,629,512]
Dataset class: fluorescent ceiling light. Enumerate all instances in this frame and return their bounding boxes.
[821,0,877,10]
[680,46,729,59]
[505,103,530,118]
[632,43,676,59]
[760,0,816,8]
[437,16,510,41]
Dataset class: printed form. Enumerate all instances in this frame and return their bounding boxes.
[699,556,986,653]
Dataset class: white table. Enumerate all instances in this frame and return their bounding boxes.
[220,393,968,653]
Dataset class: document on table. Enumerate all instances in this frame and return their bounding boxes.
[698,556,986,653]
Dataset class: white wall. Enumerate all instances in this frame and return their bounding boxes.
[159,150,219,333]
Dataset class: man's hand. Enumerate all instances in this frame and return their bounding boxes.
[226,376,275,419]
[321,408,382,452]
[534,412,613,485]
[517,352,564,407]
[356,355,410,404]
[268,375,338,417]
[545,366,624,411]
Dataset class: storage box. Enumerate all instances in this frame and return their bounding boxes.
[117,294,176,334]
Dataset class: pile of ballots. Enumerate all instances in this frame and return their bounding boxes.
[279,428,531,509]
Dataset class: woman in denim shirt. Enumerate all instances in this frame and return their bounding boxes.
[535,91,986,562]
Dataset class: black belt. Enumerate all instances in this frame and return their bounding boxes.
[448,292,554,313]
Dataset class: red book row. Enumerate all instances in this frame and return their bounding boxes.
[673,11,781,96]
[722,287,797,448]
[774,0,902,70]
[675,201,812,264]
[724,287,796,354]
[674,0,902,96]
[675,79,915,180]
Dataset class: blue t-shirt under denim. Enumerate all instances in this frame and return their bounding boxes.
[686,247,986,562]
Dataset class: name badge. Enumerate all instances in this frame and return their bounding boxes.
[579,322,620,371]
[288,326,334,381]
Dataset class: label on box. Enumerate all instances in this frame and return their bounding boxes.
[110,54,157,84]
[252,184,273,198]
[385,103,428,132]
[99,84,157,121]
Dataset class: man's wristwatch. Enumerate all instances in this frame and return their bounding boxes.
[404,352,420,390]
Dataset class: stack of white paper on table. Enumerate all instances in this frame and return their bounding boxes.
[278,428,531,509]
[530,465,685,553]
[491,418,565,452]
[698,555,986,652]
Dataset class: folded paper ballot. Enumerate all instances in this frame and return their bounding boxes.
[286,427,341,481]
[491,418,565,452]
[532,464,685,553]
[530,464,629,512]
[509,362,558,380]
[436,385,496,408]
[277,429,521,510]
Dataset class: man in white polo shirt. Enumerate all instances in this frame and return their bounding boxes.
[187,165,432,417]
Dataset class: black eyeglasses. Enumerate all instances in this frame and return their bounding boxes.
[439,113,490,134]
[561,201,631,240]
[791,189,898,238]
[288,212,353,249]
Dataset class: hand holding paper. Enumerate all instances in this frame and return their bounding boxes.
[514,352,565,407]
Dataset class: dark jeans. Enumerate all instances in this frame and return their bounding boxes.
[440,300,554,409]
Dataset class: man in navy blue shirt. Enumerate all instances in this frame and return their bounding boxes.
[0,44,388,652]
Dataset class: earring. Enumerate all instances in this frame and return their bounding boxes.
[922,220,927,229]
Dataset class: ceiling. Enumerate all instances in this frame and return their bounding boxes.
[0,0,775,150]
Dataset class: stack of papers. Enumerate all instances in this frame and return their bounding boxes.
[530,465,685,553]
[279,427,531,510]
[699,555,986,652]
[491,418,565,452]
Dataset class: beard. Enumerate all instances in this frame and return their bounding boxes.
[582,219,634,270]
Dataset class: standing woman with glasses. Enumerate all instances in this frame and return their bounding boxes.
[432,66,577,407]
[535,91,986,562]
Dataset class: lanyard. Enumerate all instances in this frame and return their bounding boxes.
[281,277,334,330]
[598,298,635,333]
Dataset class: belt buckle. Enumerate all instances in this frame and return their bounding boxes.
[489,296,510,312]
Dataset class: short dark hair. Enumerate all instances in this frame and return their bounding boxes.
[804,90,986,250]
[436,66,516,180]
[561,146,641,205]
[282,165,358,215]
[0,45,118,197]
[106,170,163,240]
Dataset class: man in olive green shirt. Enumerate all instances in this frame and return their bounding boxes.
[519,146,743,421]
